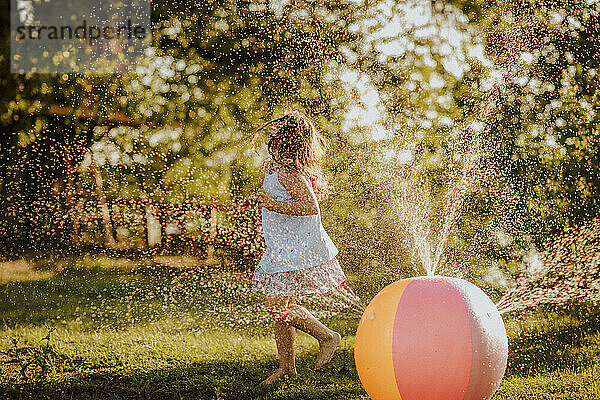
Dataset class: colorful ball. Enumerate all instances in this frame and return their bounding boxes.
[354,276,508,400]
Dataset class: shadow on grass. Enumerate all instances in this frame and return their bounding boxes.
[0,347,366,400]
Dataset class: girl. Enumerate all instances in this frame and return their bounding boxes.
[252,110,346,385]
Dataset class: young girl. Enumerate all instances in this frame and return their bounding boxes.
[252,110,346,385]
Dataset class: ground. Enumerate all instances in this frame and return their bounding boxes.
[0,256,599,399]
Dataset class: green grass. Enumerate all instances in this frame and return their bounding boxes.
[0,256,599,399]
[495,305,600,399]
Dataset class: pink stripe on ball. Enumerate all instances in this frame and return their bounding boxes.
[392,277,472,400]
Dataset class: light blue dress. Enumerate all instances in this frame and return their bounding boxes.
[257,162,339,274]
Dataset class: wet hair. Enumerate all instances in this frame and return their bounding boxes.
[252,110,330,201]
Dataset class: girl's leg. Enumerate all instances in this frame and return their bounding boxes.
[262,295,298,385]
[283,301,341,370]
[267,295,342,370]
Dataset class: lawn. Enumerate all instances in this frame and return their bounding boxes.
[0,256,599,399]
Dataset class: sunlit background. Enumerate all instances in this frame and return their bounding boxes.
[1,0,600,398]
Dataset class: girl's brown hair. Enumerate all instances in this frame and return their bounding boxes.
[252,110,330,201]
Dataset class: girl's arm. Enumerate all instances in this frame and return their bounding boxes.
[257,169,319,216]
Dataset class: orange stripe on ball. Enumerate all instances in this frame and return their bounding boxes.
[354,278,413,400]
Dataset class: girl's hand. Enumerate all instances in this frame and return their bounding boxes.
[256,189,275,210]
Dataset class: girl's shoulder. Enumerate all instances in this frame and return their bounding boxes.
[276,165,302,183]
[264,158,304,182]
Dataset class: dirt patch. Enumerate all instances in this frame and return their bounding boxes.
[153,255,209,269]
[0,259,55,284]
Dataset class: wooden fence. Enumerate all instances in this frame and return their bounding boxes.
[55,131,263,265]
[68,195,263,265]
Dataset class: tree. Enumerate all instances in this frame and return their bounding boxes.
[444,0,600,281]
[0,0,367,253]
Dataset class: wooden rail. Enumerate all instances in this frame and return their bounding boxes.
[69,195,262,264]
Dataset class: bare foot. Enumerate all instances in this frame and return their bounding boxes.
[315,331,341,370]
[260,368,298,385]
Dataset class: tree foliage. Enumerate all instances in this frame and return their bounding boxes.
[448,0,600,259]
[0,0,364,253]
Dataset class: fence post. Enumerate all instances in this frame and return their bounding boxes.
[141,198,150,249]
[206,206,217,264]
[158,203,166,249]
[111,203,121,244]
[63,144,81,247]
[89,156,116,248]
